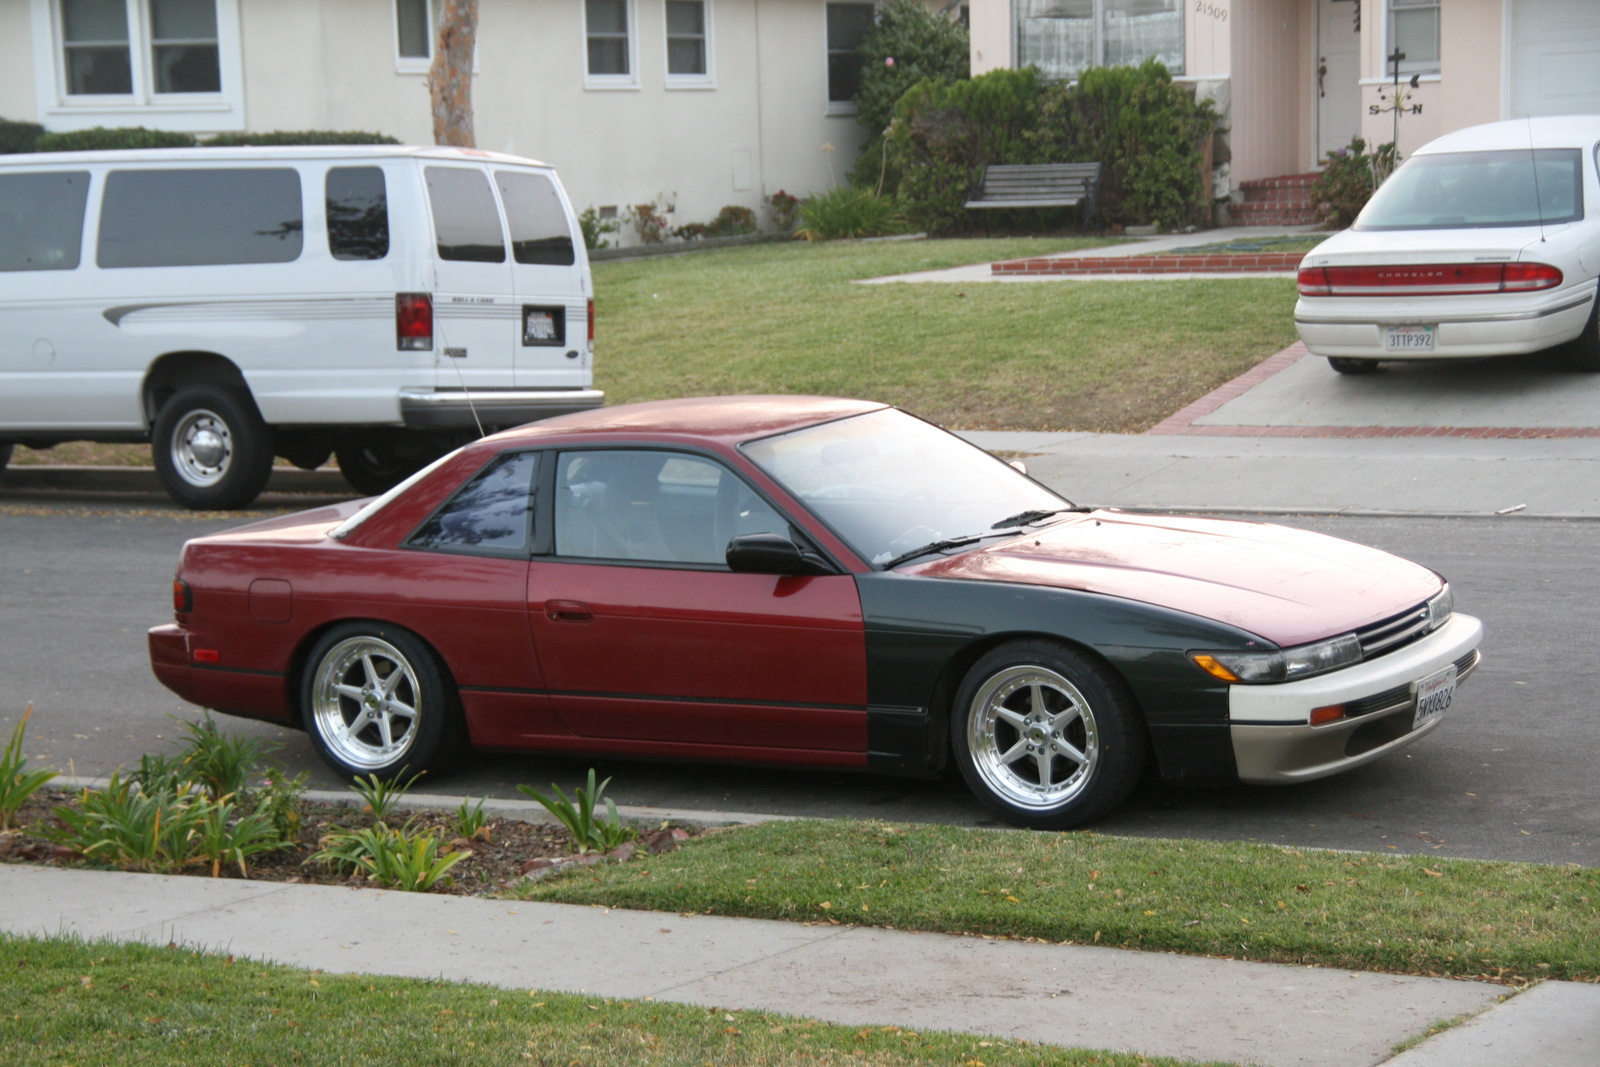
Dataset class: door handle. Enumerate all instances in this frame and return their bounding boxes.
[546,600,593,622]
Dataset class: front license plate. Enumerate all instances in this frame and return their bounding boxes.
[1413,665,1457,730]
[1384,325,1436,352]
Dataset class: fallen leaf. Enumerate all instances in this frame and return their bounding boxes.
[1423,868,1444,877]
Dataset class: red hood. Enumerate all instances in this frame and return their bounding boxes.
[905,511,1442,647]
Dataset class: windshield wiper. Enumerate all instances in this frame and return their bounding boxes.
[878,534,990,571]
[989,506,1088,530]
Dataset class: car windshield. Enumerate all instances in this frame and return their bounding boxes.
[1354,149,1584,230]
[742,408,1068,567]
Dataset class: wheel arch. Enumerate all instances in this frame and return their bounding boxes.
[286,616,462,731]
[142,351,254,426]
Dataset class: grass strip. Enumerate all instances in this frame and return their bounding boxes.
[593,239,1299,432]
[0,933,1225,1067]
[513,820,1599,985]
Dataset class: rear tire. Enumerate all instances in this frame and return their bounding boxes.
[1328,357,1380,375]
[301,622,467,780]
[1565,293,1600,372]
[152,384,274,510]
[951,640,1146,829]
[336,435,429,497]
[0,443,12,474]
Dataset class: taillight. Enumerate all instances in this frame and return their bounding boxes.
[1298,263,1564,297]
[397,293,433,350]
[586,298,595,346]
[173,578,193,613]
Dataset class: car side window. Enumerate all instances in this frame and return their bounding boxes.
[555,450,788,565]
[408,451,538,554]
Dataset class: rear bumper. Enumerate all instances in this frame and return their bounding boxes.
[1294,286,1595,359]
[148,623,195,703]
[400,388,605,430]
[1228,613,1482,784]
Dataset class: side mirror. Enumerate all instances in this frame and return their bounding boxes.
[726,533,827,575]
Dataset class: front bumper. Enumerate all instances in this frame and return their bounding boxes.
[1228,613,1482,784]
[1294,286,1595,359]
[400,387,605,431]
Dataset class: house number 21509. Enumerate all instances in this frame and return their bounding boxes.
[1195,1,1228,20]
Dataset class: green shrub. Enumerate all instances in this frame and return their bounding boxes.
[201,130,399,146]
[767,189,802,231]
[705,204,758,237]
[310,821,468,891]
[579,206,621,249]
[1311,137,1398,229]
[794,185,904,240]
[854,0,969,137]
[518,769,631,854]
[886,67,1047,234]
[34,126,197,152]
[0,118,46,155]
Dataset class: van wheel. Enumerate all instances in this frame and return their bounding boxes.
[0,444,12,474]
[1328,357,1380,375]
[336,437,428,497]
[152,385,275,510]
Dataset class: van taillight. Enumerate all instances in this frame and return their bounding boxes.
[587,299,595,346]
[1298,263,1564,297]
[397,293,433,350]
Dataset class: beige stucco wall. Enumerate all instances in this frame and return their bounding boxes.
[1357,0,1503,156]
[968,0,1010,75]
[1227,0,1308,182]
[0,1,38,124]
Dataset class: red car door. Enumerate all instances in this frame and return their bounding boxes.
[527,448,868,759]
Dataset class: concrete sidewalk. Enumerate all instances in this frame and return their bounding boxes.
[7,863,1583,1067]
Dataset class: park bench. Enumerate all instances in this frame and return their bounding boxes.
[964,163,1102,227]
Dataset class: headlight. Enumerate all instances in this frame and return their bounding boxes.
[1190,633,1363,684]
[1426,585,1453,631]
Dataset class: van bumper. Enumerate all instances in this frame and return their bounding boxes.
[399,388,605,430]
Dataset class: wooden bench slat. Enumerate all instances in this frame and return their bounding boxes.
[965,163,1102,220]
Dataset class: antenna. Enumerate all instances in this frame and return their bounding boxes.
[1527,116,1547,244]
[435,317,487,439]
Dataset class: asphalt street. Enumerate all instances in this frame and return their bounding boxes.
[1,492,1591,866]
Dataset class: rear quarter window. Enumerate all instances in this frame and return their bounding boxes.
[98,168,303,267]
[0,171,90,272]
[495,170,575,266]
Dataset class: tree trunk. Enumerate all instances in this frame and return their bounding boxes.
[429,0,479,147]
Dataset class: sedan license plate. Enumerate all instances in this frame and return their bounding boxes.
[1384,325,1436,352]
[1413,665,1457,730]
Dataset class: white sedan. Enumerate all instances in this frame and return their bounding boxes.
[1295,115,1600,374]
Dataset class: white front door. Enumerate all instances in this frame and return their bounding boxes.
[1512,0,1600,117]
[1317,0,1362,160]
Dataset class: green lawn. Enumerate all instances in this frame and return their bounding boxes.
[0,934,1225,1067]
[594,238,1300,432]
[514,820,1599,985]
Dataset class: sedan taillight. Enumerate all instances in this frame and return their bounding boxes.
[396,293,434,350]
[173,578,193,613]
[1298,262,1564,297]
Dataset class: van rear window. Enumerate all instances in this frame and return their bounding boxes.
[98,168,303,268]
[326,166,390,260]
[425,166,506,262]
[0,171,89,272]
[495,170,575,266]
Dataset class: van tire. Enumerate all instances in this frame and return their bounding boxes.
[0,444,11,474]
[336,436,428,497]
[152,384,275,510]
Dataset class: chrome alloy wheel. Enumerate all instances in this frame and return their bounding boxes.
[309,636,423,771]
[169,407,234,487]
[966,664,1100,809]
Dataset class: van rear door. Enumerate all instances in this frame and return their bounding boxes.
[492,167,590,389]
[422,163,517,390]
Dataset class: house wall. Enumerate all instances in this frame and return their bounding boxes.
[1227,0,1308,183]
[968,0,1009,74]
[0,2,36,124]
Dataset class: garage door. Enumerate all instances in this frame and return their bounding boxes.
[1512,0,1600,117]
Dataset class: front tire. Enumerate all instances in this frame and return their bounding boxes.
[1328,357,1380,375]
[152,385,274,509]
[951,641,1145,829]
[301,623,467,780]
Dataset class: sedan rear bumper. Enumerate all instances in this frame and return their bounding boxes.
[1294,287,1595,359]
[1228,613,1482,784]
[399,388,605,430]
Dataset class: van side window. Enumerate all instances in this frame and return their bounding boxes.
[424,166,506,263]
[98,168,303,268]
[326,166,390,260]
[495,170,576,266]
[0,172,90,272]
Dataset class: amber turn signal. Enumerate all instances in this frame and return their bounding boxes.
[1310,704,1347,726]
[1190,655,1242,683]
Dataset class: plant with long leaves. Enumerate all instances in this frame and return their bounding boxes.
[518,769,631,854]
[349,769,424,822]
[176,712,278,801]
[309,821,468,892]
[48,773,208,873]
[0,705,57,831]
[453,796,490,841]
[193,797,282,877]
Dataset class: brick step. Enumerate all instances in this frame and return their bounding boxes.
[1238,172,1320,210]
[992,252,1303,276]
[1230,202,1322,226]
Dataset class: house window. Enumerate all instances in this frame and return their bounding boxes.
[395,0,432,65]
[826,2,874,110]
[585,0,637,86]
[60,0,219,96]
[1387,0,1440,76]
[1015,0,1184,84]
[666,0,713,84]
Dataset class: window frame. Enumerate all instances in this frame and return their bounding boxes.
[824,1,875,116]
[1012,0,1186,84]
[583,0,640,91]
[31,0,244,132]
[1385,0,1441,78]
[663,0,715,89]
[393,0,433,73]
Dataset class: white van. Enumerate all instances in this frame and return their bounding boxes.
[0,145,602,508]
